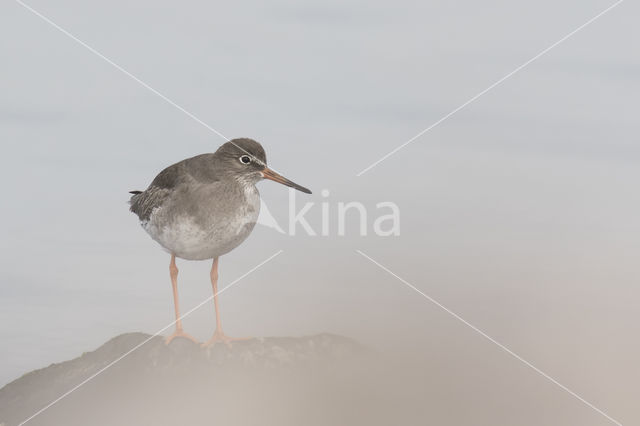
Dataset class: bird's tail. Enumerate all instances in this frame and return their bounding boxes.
[128,190,143,207]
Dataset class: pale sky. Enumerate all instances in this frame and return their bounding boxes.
[1,0,639,423]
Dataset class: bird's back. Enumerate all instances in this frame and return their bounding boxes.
[129,154,215,221]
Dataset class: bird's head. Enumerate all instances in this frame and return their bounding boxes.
[215,138,312,194]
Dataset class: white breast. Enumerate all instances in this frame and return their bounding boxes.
[142,185,261,260]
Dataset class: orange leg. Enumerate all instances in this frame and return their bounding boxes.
[165,254,199,345]
[202,257,250,348]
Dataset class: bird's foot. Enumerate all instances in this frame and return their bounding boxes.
[165,328,199,345]
[201,329,251,348]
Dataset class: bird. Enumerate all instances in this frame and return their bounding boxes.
[129,138,311,347]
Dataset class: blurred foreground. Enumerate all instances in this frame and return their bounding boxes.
[0,331,623,426]
[0,332,389,426]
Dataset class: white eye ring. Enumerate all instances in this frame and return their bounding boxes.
[239,155,252,164]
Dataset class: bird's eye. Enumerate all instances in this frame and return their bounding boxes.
[239,155,252,165]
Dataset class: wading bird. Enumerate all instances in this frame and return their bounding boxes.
[129,138,311,346]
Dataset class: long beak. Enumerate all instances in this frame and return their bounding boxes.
[261,168,312,194]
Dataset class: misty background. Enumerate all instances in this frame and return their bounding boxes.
[1,0,638,424]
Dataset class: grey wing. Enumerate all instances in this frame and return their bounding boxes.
[129,186,172,222]
[129,161,187,221]
[128,154,220,222]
